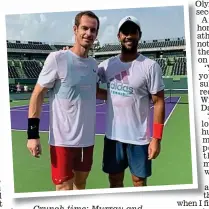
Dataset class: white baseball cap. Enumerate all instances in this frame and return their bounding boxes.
[118,16,141,32]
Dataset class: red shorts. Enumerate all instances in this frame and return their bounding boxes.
[50,145,94,185]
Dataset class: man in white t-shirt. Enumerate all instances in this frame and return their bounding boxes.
[26,11,106,191]
[16,82,21,93]
[98,16,165,187]
[24,85,28,92]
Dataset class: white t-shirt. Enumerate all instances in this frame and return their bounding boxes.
[24,85,28,92]
[37,50,98,147]
[16,84,21,92]
[98,54,165,145]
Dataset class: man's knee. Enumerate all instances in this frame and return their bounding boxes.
[56,179,74,191]
[74,178,87,189]
[73,171,89,190]
[109,172,124,188]
[132,175,147,186]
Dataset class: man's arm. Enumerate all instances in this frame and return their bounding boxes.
[27,52,57,158]
[148,90,165,160]
[28,84,48,118]
[27,84,48,158]
[152,90,165,127]
[96,83,107,100]
[146,61,165,160]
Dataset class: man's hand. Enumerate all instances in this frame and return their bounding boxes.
[27,139,42,158]
[62,46,70,50]
[148,138,161,160]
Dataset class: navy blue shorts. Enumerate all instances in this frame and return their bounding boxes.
[102,136,152,178]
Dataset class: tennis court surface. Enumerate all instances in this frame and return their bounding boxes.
[10,90,193,193]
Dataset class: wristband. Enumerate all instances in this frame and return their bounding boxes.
[153,123,164,140]
[27,118,40,139]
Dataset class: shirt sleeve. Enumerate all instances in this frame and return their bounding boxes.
[97,61,107,83]
[94,64,100,83]
[147,62,165,94]
[37,52,58,89]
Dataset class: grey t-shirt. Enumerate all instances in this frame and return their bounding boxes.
[37,50,98,147]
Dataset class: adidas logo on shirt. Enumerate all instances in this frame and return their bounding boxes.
[107,70,133,96]
[107,82,133,94]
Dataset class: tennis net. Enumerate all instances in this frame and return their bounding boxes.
[164,88,188,104]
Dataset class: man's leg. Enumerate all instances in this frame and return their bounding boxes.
[109,172,125,188]
[50,145,75,191]
[102,136,128,188]
[73,171,90,190]
[131,175,147,186]
[56,179,74,190]
[73,146,94,190]
[126,144,152,187]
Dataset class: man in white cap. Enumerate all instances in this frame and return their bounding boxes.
[98,16,165,187]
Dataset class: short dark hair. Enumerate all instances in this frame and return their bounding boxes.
[74,11,100,31]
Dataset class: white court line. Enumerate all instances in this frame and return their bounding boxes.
[150,96,180,125]
[10,109,50,113]
[164,97,181,125]
[11,96,180,132]
[11,96,169,110]
[11,107,30,110]
[150,96,169,109]
[11,101,103,110]
[10,104,30,109]
[11,109,106,114]
[11,103,49,109]
[11,129,49,133]
[96,96,181,135]
[95,96,170,114]
[11,128,104,135]
[96,102,106,107]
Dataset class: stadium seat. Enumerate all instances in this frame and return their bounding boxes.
[8,65,20,78]
[7,42,52,50]
[95,39,185,52]
[22,60,42,78]
[6,38,187,79]
[171,57,187,75]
